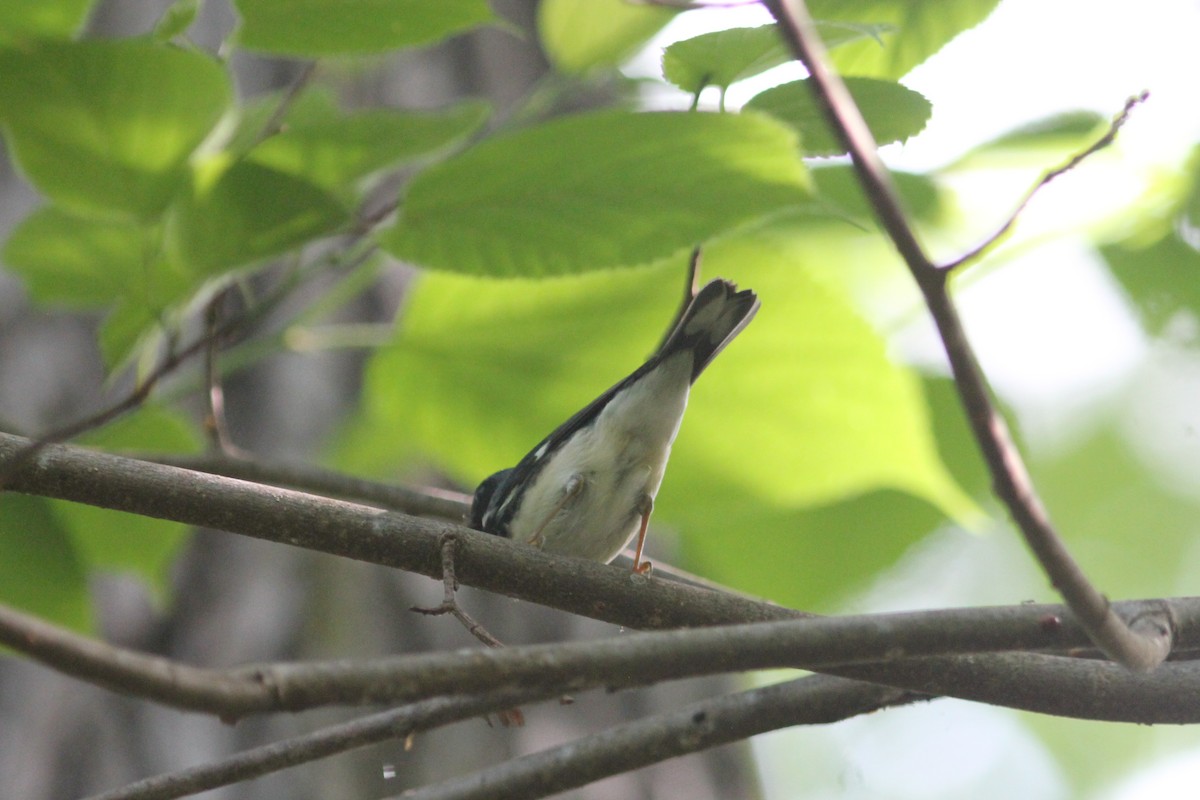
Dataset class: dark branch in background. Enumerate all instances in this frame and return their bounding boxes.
[763,0,1171,671]
[941,92,1149,271]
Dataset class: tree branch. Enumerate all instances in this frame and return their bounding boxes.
[84,688,551,800]
[762,0,1171,671]
[0,535,1195,725]
[941,92,1149,271]
[399,675,918,800]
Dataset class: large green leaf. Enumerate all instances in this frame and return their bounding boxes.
[249,100,490,197]
[745,77,931,157]
[670,226,972,517]
[0,495,92,632]
[807,0,1001,79]
[167,159,349,273]
[539,0,677,73]
[343,228,972,602]
[0,40,230,219]
[661,22,892,93]
[0,0,95,44]
[384,110,810,276]
[233,0,494,56]
[3,206,189,309]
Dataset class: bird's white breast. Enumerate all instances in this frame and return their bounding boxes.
[508,352,693,562]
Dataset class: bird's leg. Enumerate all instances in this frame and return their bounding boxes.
[632,494,654,575]
[527,473,584,549]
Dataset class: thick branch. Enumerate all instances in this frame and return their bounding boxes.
[762,0,1170,671]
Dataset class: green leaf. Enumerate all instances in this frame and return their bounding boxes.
[167,159,349,273]
[1031,424,1200,600]
[384,110,811,277]
[671,226,974,519]
[0,0,95,44]
[1101,146,1200,336]
[57,406,200,596]
[249,100,490,197]
[745,77,931,157]
[0,495,92,632]
[343,228,973,602]
[945,110,1107,171]
[154,0,201,40]
[808,0,1001,79]
[0,40,231,219]
[1103,232,1200,337]
[539,0,677,73]
[3,206,190,309]
[233,0,494,56]
[661,22,893,93]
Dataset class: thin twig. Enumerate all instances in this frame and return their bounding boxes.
[252,61,318,147]
[0,229,380,493]
[0,298,246,491]
[411,534,505,648]
[202,290,249,458]
[763,0,1172,671]
[941,91,1150,271]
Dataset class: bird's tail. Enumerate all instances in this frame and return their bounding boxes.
[659,279,759,383]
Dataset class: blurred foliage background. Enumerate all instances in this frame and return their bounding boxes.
[2,0,1200,798]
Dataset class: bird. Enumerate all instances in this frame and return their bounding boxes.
[469,277,759,574]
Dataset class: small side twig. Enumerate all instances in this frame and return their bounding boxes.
[941,91,1150,271]
[202,290,249,458]
[252,61,318,147]
[411,534,505,649]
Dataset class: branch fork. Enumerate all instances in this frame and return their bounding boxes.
[764,0,1170,671]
